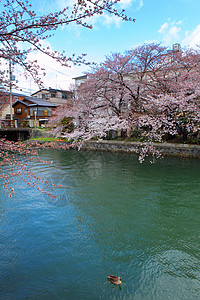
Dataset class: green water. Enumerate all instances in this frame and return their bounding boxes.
[0,149,200,299]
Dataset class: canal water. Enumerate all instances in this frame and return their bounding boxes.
[0,149,200,299]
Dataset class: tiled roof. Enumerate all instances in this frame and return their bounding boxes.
[24,96,57,107]
[13,97,57,107]
[31,88,72,95]
[73,75,87,80]
[12,100,29,107]
[1,91,28,98]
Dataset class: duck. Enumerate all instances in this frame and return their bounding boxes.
[107,275,122,285]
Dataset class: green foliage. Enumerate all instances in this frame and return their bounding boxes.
[29,137,56,142]
[60,117,75,133]
[91,135,100,140]
[129,129,141,139]
[60,117,72,125]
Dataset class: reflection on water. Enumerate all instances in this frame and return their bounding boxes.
[0,149,200,299]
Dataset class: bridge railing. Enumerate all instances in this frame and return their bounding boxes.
[0,119,30,128]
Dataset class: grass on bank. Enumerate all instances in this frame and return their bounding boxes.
[29,137,67,142]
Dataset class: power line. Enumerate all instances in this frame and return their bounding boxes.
[12,62,74,95]
[40,64,71,77]
[14,63,72,78]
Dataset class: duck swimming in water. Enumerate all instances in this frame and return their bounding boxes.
[107,275,122,285]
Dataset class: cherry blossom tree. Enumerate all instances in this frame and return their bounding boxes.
[0,0,135,196]
[0,0,135,87]
[51,43,200,149]
[50,96,128,144]
[0,137,73,197]
[140,47,200,144]
[51,43,169,139]
[80,43,170,115]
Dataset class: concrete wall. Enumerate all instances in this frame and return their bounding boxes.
[81,140,200,159]
[1,104,14,119]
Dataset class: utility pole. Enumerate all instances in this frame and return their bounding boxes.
[30,78,32,95]
[9,58,13,126]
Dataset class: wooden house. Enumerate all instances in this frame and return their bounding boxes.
[0,91,28,127]
[13,96,57,127]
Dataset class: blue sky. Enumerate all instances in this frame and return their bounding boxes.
[48,0,200,60]
[10,0,200,93]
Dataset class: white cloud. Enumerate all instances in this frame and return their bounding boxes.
[57,0,143,10]
[55,0,73,8]
[158,22,169,34]
[54,0,142,31]
[102,14,122,28]
[119,0,143,9]
[100,0,142,28]
[120,0,133,6]
[11,41,75,95]
[169,25,181,37]
[130,39,159,50]
[182,24,200,48]
[137,0,143,10]
[158,20,200,49]
[158,19,182,44]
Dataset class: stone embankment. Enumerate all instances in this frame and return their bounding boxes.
[81,140,200,159]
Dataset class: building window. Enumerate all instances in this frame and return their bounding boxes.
[37,107,52,117]
[62,94,68,99]
[30,108,37,117]
[51,93,56,98]
[16,108,22,114]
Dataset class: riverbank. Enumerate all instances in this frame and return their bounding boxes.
[26,137,200,159]
[81,140,200,159]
